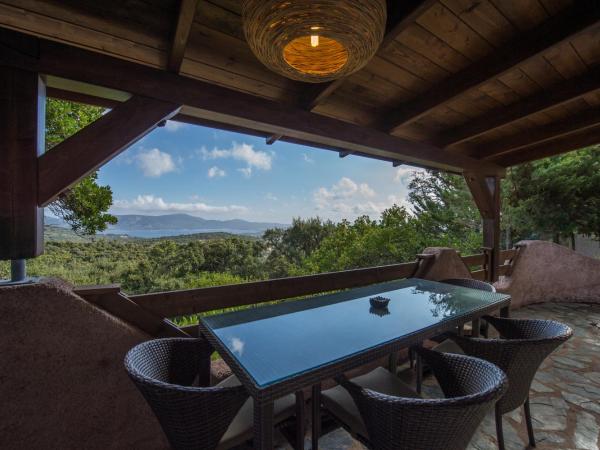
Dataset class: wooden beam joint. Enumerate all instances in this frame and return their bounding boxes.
[38,95,181,206]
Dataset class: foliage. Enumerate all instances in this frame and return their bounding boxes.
[45,99,117,235]
[408,171,483,252]
[504,146,600,245]
[304,207,423,272]
[263,217,336,277]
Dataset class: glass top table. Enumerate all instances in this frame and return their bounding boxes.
[198,278,511,449]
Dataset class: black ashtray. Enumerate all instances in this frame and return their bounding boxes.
[369,296,390,308]
[369,306,390,317]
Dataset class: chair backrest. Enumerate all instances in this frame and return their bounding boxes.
[125,338,248,450]
[450,316,572,414]
[339,348,507,450]
[440,278,496,292]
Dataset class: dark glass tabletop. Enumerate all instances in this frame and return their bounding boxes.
[201,278,510,389]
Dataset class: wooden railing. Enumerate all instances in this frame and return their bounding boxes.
[74,248,520,338]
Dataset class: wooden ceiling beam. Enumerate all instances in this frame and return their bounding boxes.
[491,124,600,167]
[476,107,600,160]
[435,66,600,148]
[301,0,436,111]
[1,31,503,175]
[167,0,199,73]
[38,96,180,206]
[46,86,272,139]
[383,2,600,134]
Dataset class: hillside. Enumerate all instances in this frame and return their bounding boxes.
[108,214,286,232]
[43,225,254,243]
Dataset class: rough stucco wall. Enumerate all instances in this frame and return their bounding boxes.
[0,279,168,450]
[419,247,472,281]
[495,240,600,309]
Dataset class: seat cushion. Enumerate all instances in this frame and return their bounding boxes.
[216,375,296,449]
[432,339,464,355]
[321,366,420,439]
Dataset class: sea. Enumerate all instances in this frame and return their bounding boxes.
[99,228,262,238]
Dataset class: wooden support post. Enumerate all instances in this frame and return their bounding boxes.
[465,173,501,282]
[0,66,45,260]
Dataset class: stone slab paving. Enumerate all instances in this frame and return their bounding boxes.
[275,302,600,450]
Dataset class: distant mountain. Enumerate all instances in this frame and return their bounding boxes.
[44,216,66,227]
[109,214,287,233]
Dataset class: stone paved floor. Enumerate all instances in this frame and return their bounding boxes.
[276,302,600,450]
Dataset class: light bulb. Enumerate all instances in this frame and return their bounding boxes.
[311,35,319,47]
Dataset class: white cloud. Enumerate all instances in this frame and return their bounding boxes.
[201,142,272,176]
[135,148,177,177]
[303,153,314,164]
[113,195,248,215]
[394,166,425,183]
[237,167,252,178]
[207,166,226,178]
[265,193,278,201]
[163,120,185,132]
[314,177,384,216]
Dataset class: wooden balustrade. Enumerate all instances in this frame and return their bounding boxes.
[74,248,520,337]
[130,261,420,317]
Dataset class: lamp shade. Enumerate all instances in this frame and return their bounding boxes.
[242,0,386,83]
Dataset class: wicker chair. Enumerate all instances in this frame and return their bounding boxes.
[439,278,496,293]
[321,347,508,450]
[447,316,573,450]
[124,338,298,450]
[414,278,497,362]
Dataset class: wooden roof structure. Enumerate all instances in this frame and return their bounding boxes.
[0,0,599,267]
[1,0,599,175]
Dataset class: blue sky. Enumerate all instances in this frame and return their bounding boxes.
[100,120,423,224]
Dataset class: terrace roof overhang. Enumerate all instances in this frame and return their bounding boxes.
[0,0,599,266]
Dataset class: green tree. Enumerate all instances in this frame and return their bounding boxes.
[304,206,423,273]
[408,171,482,253]
[45,99,117,235]
[504,146,600,248]
[263,218,335,276]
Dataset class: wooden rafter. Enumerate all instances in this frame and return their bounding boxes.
[435,66,600,148]
[383,2,600,134]
[167,0,198,73]
[302,0,437,111]
[266,134,282,145]
[38,96,180,206]
[476,107,600,160]
[491,124,600,167]
[0,32,503,176]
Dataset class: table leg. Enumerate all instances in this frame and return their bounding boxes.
[472,318,481,338]
[483,320,490,338]
[500,305,510,318]
[388,351,398,374]
[254,400,274,450]
[312,384,321,449]
[415,344,423,395]
[295,390,306,450]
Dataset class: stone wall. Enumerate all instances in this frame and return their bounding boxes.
[0,279,168,449]
[415,242,600,310]
[495,240,600,309]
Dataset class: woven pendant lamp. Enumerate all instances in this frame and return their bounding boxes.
[242,0,386,83]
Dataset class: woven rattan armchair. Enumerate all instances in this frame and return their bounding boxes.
[448,316,573,450]
[440,278,496,293]
[124,338,298,450]
[419,277,497,362]
[321,347,508,450]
